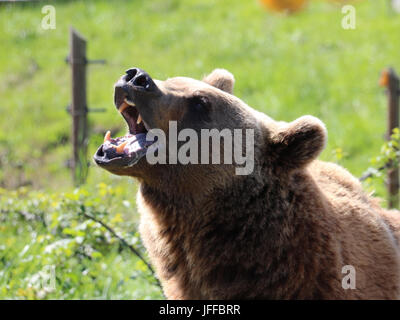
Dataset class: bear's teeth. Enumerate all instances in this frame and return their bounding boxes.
[124,99,136,107]
[115,141,128,153]
[119,101,130,113]
[137,114,142,125]
[104,130,111,143]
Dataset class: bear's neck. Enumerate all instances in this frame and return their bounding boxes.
[139,171,298,225]
[138,170,324,299]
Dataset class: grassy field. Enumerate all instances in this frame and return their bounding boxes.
[0,185,163,299]
[1,0,400,299]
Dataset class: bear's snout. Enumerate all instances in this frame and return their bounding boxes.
[114,67,159,110]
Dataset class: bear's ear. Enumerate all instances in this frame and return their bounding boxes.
[203,69,235,94]
[271,116,327,170]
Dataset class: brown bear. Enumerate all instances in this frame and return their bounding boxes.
[94,67,400,299]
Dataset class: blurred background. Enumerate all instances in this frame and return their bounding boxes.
[0,0,399,299]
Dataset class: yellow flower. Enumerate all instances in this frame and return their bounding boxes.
[259,0,307,13]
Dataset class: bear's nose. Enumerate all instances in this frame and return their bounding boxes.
[123,67,155,91]
[114,67,159,109]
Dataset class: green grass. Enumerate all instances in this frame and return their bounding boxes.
[1,0,399,191]
[0,186,163,299]
[1,0,400,299]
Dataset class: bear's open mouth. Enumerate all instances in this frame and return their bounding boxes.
[94,98,155,167]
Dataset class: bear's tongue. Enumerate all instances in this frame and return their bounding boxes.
[99,100,155,163]
[102,132,150,160]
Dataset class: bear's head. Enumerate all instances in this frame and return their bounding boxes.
[94,68,327,192]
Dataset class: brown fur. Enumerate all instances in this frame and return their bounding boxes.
[99,69,400,299]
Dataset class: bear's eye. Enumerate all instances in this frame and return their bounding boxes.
[189,96,210,112]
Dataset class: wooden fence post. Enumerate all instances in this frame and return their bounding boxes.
[385,68,400,208]
[69,27,88,186]
[66,28,106,186]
